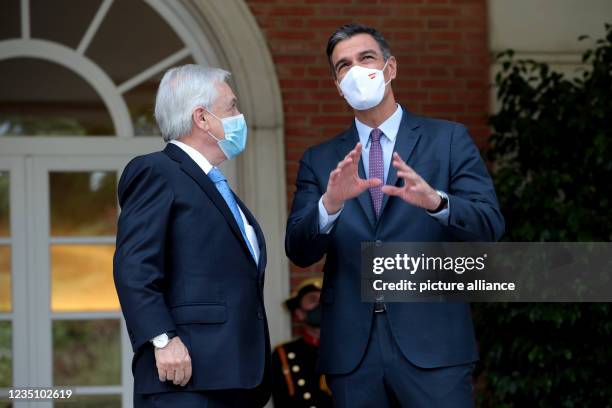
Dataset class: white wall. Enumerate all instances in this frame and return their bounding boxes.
[488,0,612,110]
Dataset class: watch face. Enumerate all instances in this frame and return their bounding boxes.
[154,334,169,348]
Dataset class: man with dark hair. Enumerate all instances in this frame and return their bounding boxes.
[286,23,504,407]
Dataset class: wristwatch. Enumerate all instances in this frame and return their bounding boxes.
[151,331,177,349]
[427,191,448,214]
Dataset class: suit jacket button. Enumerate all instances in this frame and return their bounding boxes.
[257,311,264,320]
[457,219,466,227]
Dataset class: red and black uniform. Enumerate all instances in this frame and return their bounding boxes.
[271,333,333,408]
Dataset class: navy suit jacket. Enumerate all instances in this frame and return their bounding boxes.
[286,108,505,375]
[114,143,270,397]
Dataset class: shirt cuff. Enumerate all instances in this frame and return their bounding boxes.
[318,197,343,234]
[427,190,450,226]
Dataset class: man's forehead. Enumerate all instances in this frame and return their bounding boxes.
[331,33,381,62]
[215,81,236,103]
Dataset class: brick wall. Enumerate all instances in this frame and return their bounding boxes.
[245,0,490,295]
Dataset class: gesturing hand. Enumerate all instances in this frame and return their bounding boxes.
[381,152,443,211]
[154,336,192,386]
[322,143,382,214]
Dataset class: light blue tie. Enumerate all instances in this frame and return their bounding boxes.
[208,167,257,262]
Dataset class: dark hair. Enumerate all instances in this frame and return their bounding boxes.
[326,23,392,76]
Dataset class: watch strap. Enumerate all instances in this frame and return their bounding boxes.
[427,191,448,214]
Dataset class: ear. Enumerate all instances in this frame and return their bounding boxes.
[192,106,209,132]
[387,56,398,81]
[334,78,343,97]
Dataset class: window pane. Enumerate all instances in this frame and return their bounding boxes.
[0,172,8,236]
[86,0,184,85]
[53,320,120,386]
[0,247,10,313]
[55,395,121,408]
[0,0,20,41]
[50,172,117,237]
[0,58,114,136]
[31,0,104,49]
[51,245,118,312]
[124,56,195,137]
[0,321,12,387]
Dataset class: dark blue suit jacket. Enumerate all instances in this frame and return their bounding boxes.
[286,108,504,375]
[114,143,270,397]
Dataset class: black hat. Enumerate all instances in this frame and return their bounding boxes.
[285,277,323,311]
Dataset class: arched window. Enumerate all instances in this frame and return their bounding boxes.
[0,0,219,138]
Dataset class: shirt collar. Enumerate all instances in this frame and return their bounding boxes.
[169,140,213,175]
[354,104,403,146]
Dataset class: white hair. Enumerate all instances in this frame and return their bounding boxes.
[154,64,231,142]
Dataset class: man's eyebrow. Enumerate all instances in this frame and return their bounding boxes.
[333,49,380,71]
[358,49,379,57]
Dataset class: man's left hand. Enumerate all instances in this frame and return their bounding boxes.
[381,152,442,211]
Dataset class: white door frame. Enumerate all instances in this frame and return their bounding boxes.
[0,157,28,403]
[26,155,132,407]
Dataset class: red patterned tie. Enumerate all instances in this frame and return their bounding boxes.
[369,128,384,219]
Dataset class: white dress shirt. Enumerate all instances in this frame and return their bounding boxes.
[318,104,450,233]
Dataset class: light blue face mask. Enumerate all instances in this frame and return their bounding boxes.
[205,109,248,160]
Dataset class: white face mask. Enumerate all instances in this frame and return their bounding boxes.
[338,59,391,111]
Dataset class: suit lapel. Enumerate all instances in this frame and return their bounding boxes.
[379,109,423,220]
[334,124,377,229]
[163,144,257,266]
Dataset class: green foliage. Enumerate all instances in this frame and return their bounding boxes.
[52,320,121,386]
[473,24,612,407]
[0,321,11,388]
[54,395,121,408]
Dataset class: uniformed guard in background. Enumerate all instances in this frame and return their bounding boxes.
[271,278,333,408]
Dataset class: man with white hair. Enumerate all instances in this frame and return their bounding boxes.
[114,65,271,407]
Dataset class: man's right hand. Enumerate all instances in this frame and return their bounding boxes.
[154,336,192,386]
[322,142,382,214]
